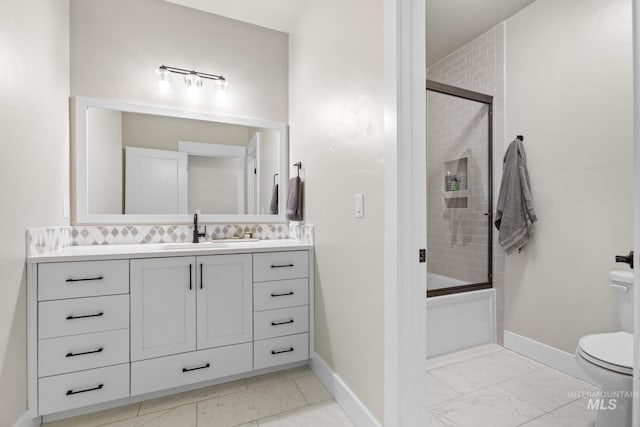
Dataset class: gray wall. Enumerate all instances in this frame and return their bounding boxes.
[504,0,633,353]
[0,1,70,425]
[71,0,288,123]
[289,0,385,421]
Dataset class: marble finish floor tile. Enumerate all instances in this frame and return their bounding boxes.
[102,404,196,427]
[138,379,247,416]
[197,379,307,427]
[429,348,544,394]
[520,399,596,427]
[246,366,312,390]
[427,344,503,371]
[256,401,353,426]
[426,372,460,407]
[43,403,140,427]
[430,384,544,427]
[499,367,594,413]
[294,374,333,405]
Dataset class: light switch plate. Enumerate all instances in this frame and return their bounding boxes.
[355,193,364,218]
[63,198,70,219]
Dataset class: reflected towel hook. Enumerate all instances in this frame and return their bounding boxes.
[516,135,524,141]
[273,173,279,186]
[293,162,302,177]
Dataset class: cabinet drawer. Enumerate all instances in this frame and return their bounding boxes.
[254,333,309,370]
[39,329,129,378]
[253,278,309,311]
[39,295,129,339]
[38,363,129,415]
[38,260,129,301]
[131,342,252,396]
[254,306,309,340]
[253,251,309,282]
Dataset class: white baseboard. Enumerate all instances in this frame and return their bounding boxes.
[503,330,595,384]
[11,412,40,427]
[310,353,382,427]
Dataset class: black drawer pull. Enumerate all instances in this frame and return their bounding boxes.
[66,384,104,396]
[182,363,211,373]
[271,291,294,297]
[271,319,295,326]
[66,347,104,358]
[271,347,294,355]
[200,264,203,290]
[189,264,192,290]
[66,312,104,320]
[65,276,104,283]
[270,264,294,268]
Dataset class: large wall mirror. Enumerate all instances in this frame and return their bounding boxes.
[73,97,288,224]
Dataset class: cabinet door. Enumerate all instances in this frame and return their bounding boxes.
[131,257,196,360]
[197,254,252,349]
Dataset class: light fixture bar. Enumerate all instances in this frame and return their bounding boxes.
[158,65,226,82]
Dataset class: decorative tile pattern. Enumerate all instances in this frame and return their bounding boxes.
[70,224,290,246]
[27,222,311,257]
[27,227,73,256]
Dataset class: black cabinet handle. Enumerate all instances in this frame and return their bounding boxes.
[66,384,104,396]
[271,347,294,355]
[271,291,294,297]
[270,264,294,269]
[66,312,104,320]
[189,264,192,290]
[200,264,203,289]
[66,347,104,358]
[182,363,211,373]
[65,276,104,283]
[271,319,295,326]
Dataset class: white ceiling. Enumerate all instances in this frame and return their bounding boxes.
[165,0,308,33]
[426,0,535,66]
[167,0,535,66]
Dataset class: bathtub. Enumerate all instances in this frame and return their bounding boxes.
[426,278,496,359]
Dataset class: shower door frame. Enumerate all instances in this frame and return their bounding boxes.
[426,79,494,298]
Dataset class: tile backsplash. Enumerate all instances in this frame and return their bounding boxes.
[27,223,313,257]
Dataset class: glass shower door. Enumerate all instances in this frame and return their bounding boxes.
[426,80,493,297]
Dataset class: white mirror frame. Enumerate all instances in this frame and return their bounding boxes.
[72,96,288,224]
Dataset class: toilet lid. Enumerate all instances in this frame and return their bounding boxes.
[578,332,633,375]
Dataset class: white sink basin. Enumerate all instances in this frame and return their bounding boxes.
[158,242,228,250]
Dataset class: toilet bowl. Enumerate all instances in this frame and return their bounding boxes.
[575,271,634,427]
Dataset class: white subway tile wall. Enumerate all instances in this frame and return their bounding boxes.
[427,22,506,343]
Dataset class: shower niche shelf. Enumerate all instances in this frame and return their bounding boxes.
[443,157,469,209]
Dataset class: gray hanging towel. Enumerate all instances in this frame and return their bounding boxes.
[286,176,303,221]
[495,139,537,254]
[269,183,278,214]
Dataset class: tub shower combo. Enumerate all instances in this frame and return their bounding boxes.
[426,80,496,358]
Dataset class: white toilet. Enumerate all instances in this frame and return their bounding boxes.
[576,270,634,427]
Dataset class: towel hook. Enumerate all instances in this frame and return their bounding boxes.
[273,173,279,186]
[516,135,524,141]
[293,162,302,177]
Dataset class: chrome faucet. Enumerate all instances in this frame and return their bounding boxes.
[192,213,207,243]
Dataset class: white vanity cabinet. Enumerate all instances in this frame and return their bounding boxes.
[28,245,313,420]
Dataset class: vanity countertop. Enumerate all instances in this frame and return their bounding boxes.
[28,239,313,263]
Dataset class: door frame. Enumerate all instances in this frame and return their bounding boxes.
[383,0,427,426]
[632,0,639,422]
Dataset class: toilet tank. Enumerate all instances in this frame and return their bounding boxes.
[610,270,634,333]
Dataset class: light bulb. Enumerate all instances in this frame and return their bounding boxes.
[215,78,228,104]
[185,72,203,89]
[156,67,172,95]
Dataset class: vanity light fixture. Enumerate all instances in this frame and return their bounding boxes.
[156,65,227,98]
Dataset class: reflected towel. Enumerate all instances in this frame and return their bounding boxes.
[286,176,303,221]
[495,139,537,254]
[269,183,278,215]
